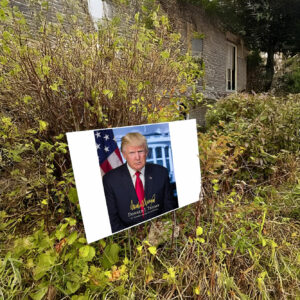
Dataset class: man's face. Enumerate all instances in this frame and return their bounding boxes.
[122,144,148,172]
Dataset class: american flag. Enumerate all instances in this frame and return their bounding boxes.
[94,129,123,176]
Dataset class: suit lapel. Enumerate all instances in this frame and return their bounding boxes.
[144,164,153,200]
[121,164,138,202]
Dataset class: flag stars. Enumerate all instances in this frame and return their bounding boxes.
[104,146,109,152]
[104,134,109,141]
[96,144,100,149]
[95,132,101,138]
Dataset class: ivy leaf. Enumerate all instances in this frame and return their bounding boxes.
[71,295,89,300]
[79,245,89,257]
[50,83,59,91]
[137,82,143,91]
[168,267,176,279]
[30,287,48,300]
[79,245,95,261]
[2,30,11,40]
[103,89,113,99]
[55,223,68,240]
[100,243,120,269]
[33,252,56,280]
[68,188,78,204]
[67,231,77,245]
[38,253,56,269]
[23,95,32,104]
[65,217,76,226]
[137,245,143,253]
[66,281,80,294]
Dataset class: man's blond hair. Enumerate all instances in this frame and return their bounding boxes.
[121,132,148,153]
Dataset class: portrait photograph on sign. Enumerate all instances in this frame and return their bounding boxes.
[94,123,178,233]
[67,119,201,243]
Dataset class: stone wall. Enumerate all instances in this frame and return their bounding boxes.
[158,0,248,126]
[159,0,248,99]
[10,0,90,29]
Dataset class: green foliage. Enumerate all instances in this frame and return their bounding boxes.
[283,55,300,94]
[0,218,125,298]
[1,93,300,299]
[181,0,300,54]
[100,243,120,269]
[204,93,300,184]
[0,0,202,136]
[0,0,299,298]
[0,0,203,298]
[0,0,202,236]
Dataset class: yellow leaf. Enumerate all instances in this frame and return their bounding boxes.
[196,226,203,236]
[168,267,175,279]
[39,120,48,132]
[41,199,48,205]
[148,246,157,255]
[23,95,32,104]
[197,238,205,243]
[146,275,153,284]
[50,83,58,91]
[123,257,129,265]
[194,286,200,295]
[104,271,111,278]
[270,240,278,248]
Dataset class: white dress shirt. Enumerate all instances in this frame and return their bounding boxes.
[126,164,145,188]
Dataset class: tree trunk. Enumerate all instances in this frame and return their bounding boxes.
[265,48,275,91]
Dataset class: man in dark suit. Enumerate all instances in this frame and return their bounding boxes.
[103,132,178,233]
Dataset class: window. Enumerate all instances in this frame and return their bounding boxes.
[226,43,237,91]
[191,37,203,58]
[88,0,112,27]
[147,145,173,177]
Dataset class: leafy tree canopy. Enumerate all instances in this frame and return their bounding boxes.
[180,0,300,53]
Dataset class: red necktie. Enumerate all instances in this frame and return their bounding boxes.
[135,171,145,217]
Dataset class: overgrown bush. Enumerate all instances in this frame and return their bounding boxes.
[271,54,300,95]
[2,87,300,298]
[283,54,300,94]
[0,0,202,217]
[203,93,300,186]
[1,0,299,298]
[0,1,202,135]
[196,93,300,299]
[0,1,204,298]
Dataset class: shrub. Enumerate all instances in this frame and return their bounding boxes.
[0,0,202,136]
[0,0,202,216]
[284,55,300,93]
[203,93,300,185]
[0,1,203,298]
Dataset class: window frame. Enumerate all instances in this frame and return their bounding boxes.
[191,36,204,58]
[226,42,237,92]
